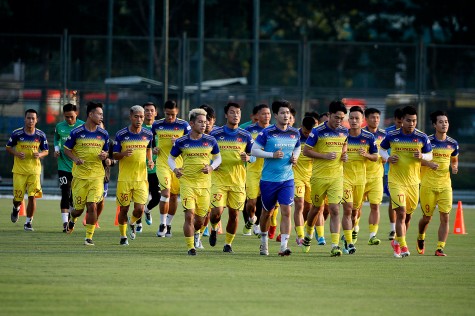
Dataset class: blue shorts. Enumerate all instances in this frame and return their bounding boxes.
[383,175,390,197]
[260,179,294,211]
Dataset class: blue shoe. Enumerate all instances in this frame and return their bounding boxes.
[317,236,326,245]
[203,226,210,237]
[144,211,152,225]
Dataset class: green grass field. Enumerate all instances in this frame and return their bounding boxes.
[0,198,474,316]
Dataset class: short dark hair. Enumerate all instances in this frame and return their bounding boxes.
[142,101,156,109]
[86,101,103,116]
[402,105,417,117]
[302,116,316,130]
[254,104,269,115]
[328,100,347,114]
[63,103,78,113]
[164,100,178,110]
[318,112,329,120]
[394,108,404,119]
[430,110,448,125]
[224,102,240,114]
[199,104,216,120]
[364,107,381,118]
[25,109,38,117]
[290,107,296,117]
[349,105,364,116]
[271,100,293,115]
[304,111,319,120]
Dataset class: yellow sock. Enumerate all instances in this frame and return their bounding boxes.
[271,208,278,226]
[72,215,79,223]
[369,224,377,234]
[418,233,426,240]
[295,225,304,239]
[316,226,324,239]
[200,225,206,233]
[437,241,446,250]
[304,222,314,237]
[119,224,127,237]
[225,232,235,245]
[85,224,95,240]
[331,233,339,245]
[344,229,353,244]
[211,222,219,230]
[399,236,407,247]
[185,236,194,250]
[130,215,140,225]
[355,217,360,228]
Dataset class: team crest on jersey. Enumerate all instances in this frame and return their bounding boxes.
[96,136,102,139]
[237,137,242,142]
[80,135,85,138]
[34,138,39,142]
[413,139,418,142]
[174,127,179,130]
[361,139,366,144]
[203,142,209,146]
[290,135,295,139]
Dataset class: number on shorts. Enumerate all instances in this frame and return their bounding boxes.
[120,193,129,202]
[164,177,169,185]
[296,186,303,194]
[344,189,352,200]
[59,176,68,186]
[425,204,430,212]
[314,194,320,203]
[212,193,222,203]
[182,197,188,206]
[398,194,405,203]
[14,190,23,199]
[76,196,82,205]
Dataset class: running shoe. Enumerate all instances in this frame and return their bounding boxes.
[223,244,234,253]
[209,229,217,247]
[330,246,342,257]
[84,238,95,246]
[144,211,152,225]
[416,239,425,255]
[156,224,166,237]
[368,236,381,245]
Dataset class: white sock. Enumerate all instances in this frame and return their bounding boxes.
[160,214,167,225]
[354,225,360,232]
[26,217,32,224]
[144,206,150,214]
[61,213,69,223]
[390,222,396,231]
[260,231,268,244]
[166,214,174,226]
[280,233,289,251]
[369,232,376,238]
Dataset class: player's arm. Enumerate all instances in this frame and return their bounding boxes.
[146,148,154,169]
[34,148,49,159]
[303,145,336,160]
[63,147,83,165]
[290,143,301,165]
[251,142,283,159]
[6,146,25,160]
[451,155,458,174]
[53,127,61,158]
[360,142,378,162]
[168,154,183,178]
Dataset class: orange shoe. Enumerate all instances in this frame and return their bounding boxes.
[435,248,447,257]
[416,239,425,255]
[276,234,281,242]
[391,240,401,258]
